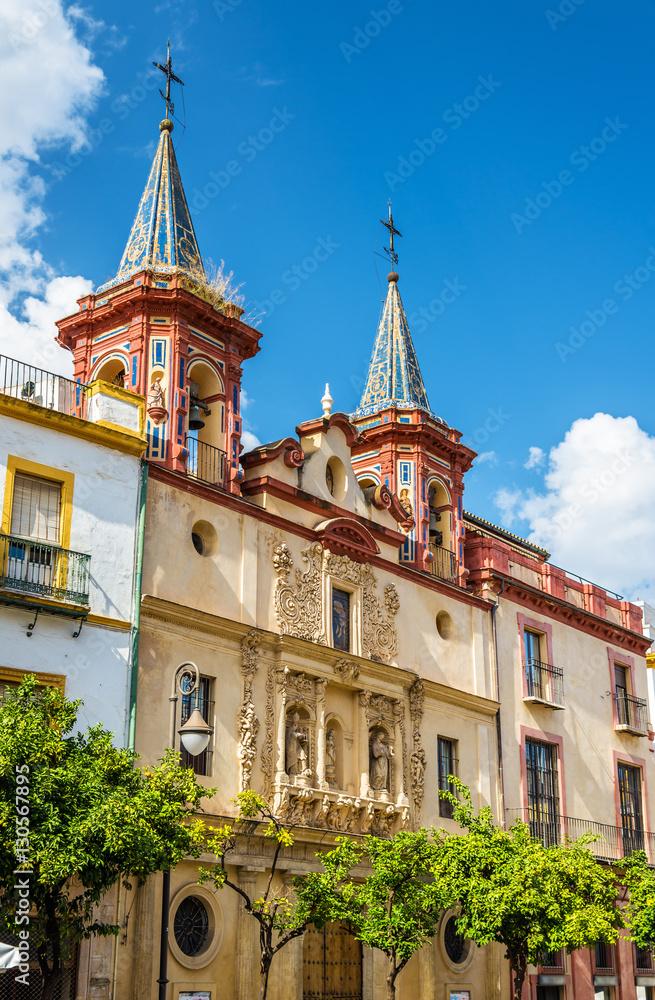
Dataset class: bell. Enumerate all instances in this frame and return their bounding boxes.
[188,404,205,431]
[428,508,441,534]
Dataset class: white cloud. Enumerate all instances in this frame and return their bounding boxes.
[0,0,104,372]
[475,451,497,465]
[494,413,655,598]
[524,446,545,470]
[241,430,261,453]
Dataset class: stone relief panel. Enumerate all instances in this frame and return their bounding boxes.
[409,678,427,823]
[272,540,400,664]
[237,630,261,792]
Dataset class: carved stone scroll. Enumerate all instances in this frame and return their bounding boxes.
[237,630,261,792]
[273,542,327,644]
[333,657,360,683]
[409,678,426,823]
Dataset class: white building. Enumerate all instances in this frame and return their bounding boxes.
[0,354,146,740]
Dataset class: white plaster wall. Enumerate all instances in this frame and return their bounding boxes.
[0,414,141,741]
[87,391,141,433]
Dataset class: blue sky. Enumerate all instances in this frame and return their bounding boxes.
[2,0,655,599]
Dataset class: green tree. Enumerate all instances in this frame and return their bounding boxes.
[0,676,209,1000]
[618,850,655,953]
[434,781,624,1000]
[306,829,446,1000]
[201,791,338,1000]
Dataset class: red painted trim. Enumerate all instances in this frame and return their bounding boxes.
[612,749,651,849]
[519,724,567,814]
[296,412,362,448]
[607,647,638,728]
[476,572,650,655]
[517,613,554,699]
[147,464,493,610]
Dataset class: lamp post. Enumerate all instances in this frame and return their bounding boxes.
[157,662,213,1000]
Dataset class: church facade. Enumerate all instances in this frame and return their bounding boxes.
[9,86,652,1000]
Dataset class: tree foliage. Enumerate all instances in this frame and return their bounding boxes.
[201,791,338,1000]
[0,677,210,1000]
[618,850,655,950]
[433,780,624,1000]
[307,830,446,1000]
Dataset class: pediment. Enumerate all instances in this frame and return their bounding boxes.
[313,517,379,562]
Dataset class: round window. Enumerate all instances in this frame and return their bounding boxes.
[173,895,209,957]
[191,519,218,557]
[436,610,454,640]
[444,915,466,964]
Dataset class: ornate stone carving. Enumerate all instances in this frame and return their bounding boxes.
[409,678,426,822]
[261,660,276,801]
[237,630,262,792]
[333,657,360,683]
[369,729,394,792]
[273,542,327,644]
[285,711,311,779]
[325,728,337,788]
[324,549,399,661]
[393,699,410,805]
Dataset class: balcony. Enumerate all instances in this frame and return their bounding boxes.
[508,808,655,863]
[0,534,91,606]
[523,658,565,709]
[614,691,649,736]
[427,543,457,584]
[185,435,226,488]
[0,354,85,418]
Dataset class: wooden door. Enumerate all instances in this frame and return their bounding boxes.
[303,920,362,1000]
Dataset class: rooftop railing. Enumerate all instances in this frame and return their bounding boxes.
[0,354,85,418]
[185,435,226,488]
[0,534,91,606]
[507,808,655,863]
[427,543,457,584]
[524,658,565,708]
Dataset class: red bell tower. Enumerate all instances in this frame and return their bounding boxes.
[55,111,260,493]
[350,208,475,584]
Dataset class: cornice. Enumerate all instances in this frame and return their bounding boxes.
[0,395,147,457]
[477,570,650,654]
[139,596,498,717]
[352,419,476,472]
[147,465,491,611]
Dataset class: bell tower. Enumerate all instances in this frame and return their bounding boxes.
[55,51,260,493]
[350,207,475,584]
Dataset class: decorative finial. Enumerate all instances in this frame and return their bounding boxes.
[153,40,184,123]
[381,200,402,281]
[321,383,333,417]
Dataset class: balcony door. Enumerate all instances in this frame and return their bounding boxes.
[525,738,560,846]
[618,762,644,854]
[7,474,61,592]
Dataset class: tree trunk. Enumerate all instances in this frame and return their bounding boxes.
[259,957,271,1000]
[387,958,398,1000]
[513,961,526,1000]
[40,969,65,1000]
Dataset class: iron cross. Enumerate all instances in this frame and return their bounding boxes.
[153,40,184,119]
[381,201,402,268]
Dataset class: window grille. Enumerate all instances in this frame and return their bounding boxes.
[525,738,560,846]
[618,762,644,854]
[438,737,458,818]
[181,676,213,776]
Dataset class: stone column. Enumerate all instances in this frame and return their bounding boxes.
[270,873,304,1000]
[418,942,436,1000]
[235,868,259,1000]
[129,876,156,1000]
[484,941,502,1000]
[358,691,370,798]
[316,678,328,790]
[393,702,406,801]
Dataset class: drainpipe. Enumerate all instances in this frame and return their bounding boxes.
[491,579,506,826]
[128,460,148,751]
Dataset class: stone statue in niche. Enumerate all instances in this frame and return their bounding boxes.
[148,377,165,407]
[325,728,337,788]
[399,488,413,518]
[285,711,310,778]
[369,730,394,792]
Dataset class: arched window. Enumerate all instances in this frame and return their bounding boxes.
[186,360,226,486]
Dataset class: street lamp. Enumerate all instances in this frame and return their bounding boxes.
[158,662,213,1000]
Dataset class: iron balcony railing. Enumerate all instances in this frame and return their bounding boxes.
[0,354,85,418]
[507,808,655,863]
[614,691,649,735]
[0,534,91,606]
[427,543,457,584]
[185,435,226,488]
[524,658,565,708]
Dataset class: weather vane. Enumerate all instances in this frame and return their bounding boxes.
[381,201,402,269]
[153,40,184,120]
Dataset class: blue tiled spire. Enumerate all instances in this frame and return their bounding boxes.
[97,119,203,292]
[353,272,433,419]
